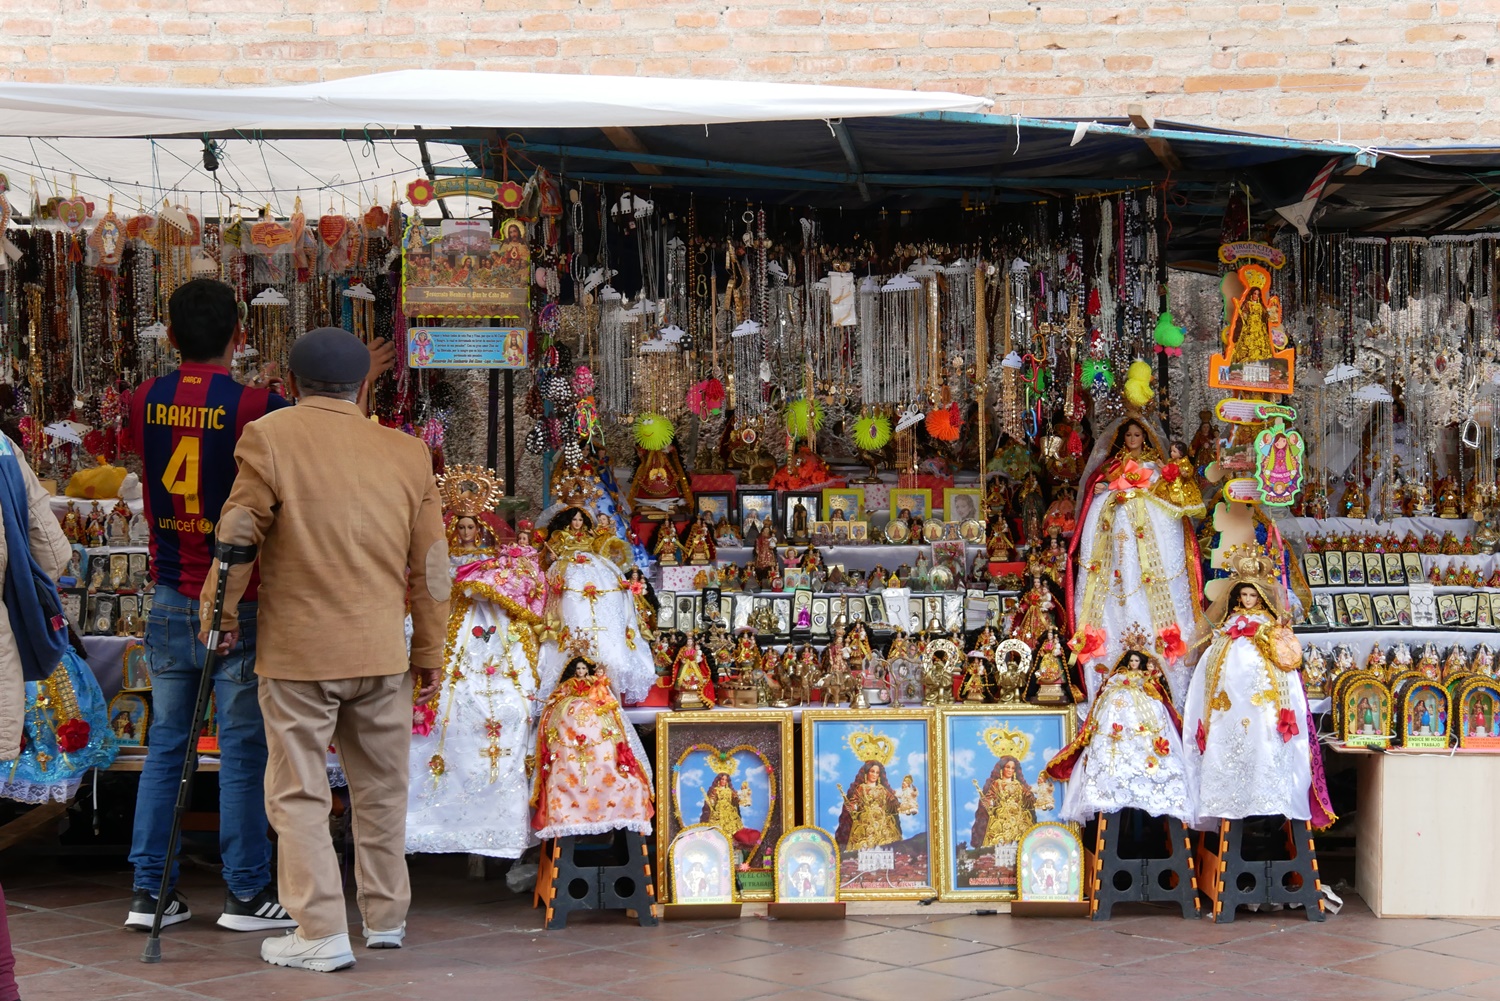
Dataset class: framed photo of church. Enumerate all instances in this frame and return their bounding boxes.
[932,705,1076,901]
[655,709,795,904]
[801,708,936,900]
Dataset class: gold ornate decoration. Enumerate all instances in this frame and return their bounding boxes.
[845,729,897,767]
[437,464,505,516]
[981,725,1032,760]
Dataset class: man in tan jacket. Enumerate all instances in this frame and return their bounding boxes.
[200,327,447,972]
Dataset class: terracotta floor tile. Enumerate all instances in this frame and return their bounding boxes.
[7,881,132,909]
[1318,915,1478,947]
[523,947,696,988]
[185,966,393,1001]
[1128,946,1310,989]
[93,946,263,988]
[11,949,75,976]
[1040,967,1219,1001]
[717,947,894,986]
[16,964,181,1001]
[916,914,1064,948]
[410,929,600,966]
[615,968,782,1001]
[1011,927,1171,966]
[1218,926,1394,967]
[1251,968,1431,1001]
[1421,930,1500,965]
[749,992,863,1001]
[618,927,783,962]
[1450,976,1500,1000]
[730,917,888,945]
[919,947,1102,988]
[5,909,114,945]
[1334,949,1500,990]
[819,966,1000,1001]
[823,927,992,966]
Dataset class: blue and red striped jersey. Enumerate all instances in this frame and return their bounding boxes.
[123,363,289,598]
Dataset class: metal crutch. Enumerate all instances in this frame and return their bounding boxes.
[141,540,258,964]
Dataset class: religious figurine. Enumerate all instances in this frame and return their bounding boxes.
[1365,640,1387,679]
[1012,566,1063,650]
[1073,411,1203,708]
[1436,476,1462,519]
[1154,441,1207,517]
[628,444,693,516]
[959,651,989,703]
[1442,646,1469,683]
[670,633,713,710]
[85,509,107,548]
[713,513,741,548]
[1416,643,1441,681]
[986,514,1016,561]
[1473,644,1497,678]
[682,515,715,566]
[921,639,961,706]
[653,520,683,567]
[106,500,132,547]
[61,501,84,545]
[992,643,1030,704]
[1342,479,1369,520]
[531,654,655,840]
[815,630,859,707]
[1041,485,1077,539]
[1302,645,1330,699]
[1027,628,1075,705]
[1016,473,1046,548]
[1190,408,1217,470]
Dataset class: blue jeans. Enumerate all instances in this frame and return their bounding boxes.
[129,585,271,899]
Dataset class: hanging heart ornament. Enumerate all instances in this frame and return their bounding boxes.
[58,197,89,233]
[318,214,349,248]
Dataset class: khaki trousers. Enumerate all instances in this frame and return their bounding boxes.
[258,672,412,940]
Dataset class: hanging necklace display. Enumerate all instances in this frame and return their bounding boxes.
[880,273,921,406]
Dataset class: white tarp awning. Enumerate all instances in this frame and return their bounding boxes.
[0,70,992,138]
[0,137,481,219]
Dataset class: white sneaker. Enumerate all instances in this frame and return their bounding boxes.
[259,931,355,972]
[362,921,406,949]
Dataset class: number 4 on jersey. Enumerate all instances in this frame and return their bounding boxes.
[161,436,201,515]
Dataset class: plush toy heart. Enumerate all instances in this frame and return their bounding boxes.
[58,197,89,233]
[318,214,348,247]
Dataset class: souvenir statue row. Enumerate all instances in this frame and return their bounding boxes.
[1332,666,1500,751]
[1303,639,1499,699]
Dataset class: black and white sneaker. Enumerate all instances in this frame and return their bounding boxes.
[217,886,297,932]
[124,888,191,931]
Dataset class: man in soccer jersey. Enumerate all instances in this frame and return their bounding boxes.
[121,278,389,934]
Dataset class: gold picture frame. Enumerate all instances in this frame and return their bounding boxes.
[932,704,1077,901]
[942,487,982,525]
[656,709,796,902]
[889,488,932,523]
[801,707,936,900]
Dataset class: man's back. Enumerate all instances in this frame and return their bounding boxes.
[214,396,448,681]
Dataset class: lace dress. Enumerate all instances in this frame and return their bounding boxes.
[406,545,547,858]
[530,673,654,839]
[1181,610,1313,830]
[2,648,117,804]
[1046,666,1194,824]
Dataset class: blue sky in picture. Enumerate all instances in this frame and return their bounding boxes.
[812,718,929,836]
[946,713,1066,824]
[675,746,773,833]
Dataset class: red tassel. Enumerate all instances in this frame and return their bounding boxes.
[1087,287,1101,317]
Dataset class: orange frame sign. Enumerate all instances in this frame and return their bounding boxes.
[1208,261,1295,396]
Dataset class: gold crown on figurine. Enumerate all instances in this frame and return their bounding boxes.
[437,464,504,517]
[1222,543,1277,587]
[1242,267,1270,290]
[705,749,741,777]
[846,730,897,767]
[1119,623,1152,655]
[982,725,1032,761]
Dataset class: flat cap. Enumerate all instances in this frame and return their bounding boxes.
[289,326,370,385]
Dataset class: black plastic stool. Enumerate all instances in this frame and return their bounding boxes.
[535,830,657,930]
[1197,817,1324,923]
[1090,809,1200,920]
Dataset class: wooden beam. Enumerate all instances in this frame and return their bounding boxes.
[1127,103,1182,171]
[1360,186,1476,231]
[599,127,664,176]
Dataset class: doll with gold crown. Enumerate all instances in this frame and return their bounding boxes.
[1070,367,1206,709]
[1182,544,1336,832]
[406,465,550,858]
[1044,628,1194,824]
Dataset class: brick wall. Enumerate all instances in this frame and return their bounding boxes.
[6,1,1499,143]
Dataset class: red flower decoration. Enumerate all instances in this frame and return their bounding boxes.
[1160,461,1179,482]
[1195,719,1207,754]
[1069,625,1106,663]
[1277,708,1301,743]
[1226,616,1259,641]
[1153,736,1172,756]
[1158,624,1186,665]
[1108,458,1151,492]
[406,178,436,206]
[56,719,90,753]
[412,704,436,737]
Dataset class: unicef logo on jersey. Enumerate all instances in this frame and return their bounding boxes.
[197,518,214,534]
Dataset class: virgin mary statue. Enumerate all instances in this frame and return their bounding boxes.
[1071,408,1206,709]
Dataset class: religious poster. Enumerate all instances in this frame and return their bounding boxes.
[401,216,530,320]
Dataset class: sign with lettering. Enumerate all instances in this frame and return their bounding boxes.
[406,326,528,370]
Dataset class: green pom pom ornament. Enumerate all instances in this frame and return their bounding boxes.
[852,413,893,452]
[785,398,824,442]
[633,412,675,452]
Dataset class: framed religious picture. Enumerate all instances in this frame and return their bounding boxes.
[1384,552,1407,587]
[1364,553,1386,587]
[933,706,1075,901]
[832,521,851,544]
[889,488,932,525]
[696,492,733,528]
[784,570,808,591]
[1016,821,1086,903]
[942,488,982,525]
[1301,552,1326,587]
[1456,678,1500,747]
[121,641,151,691]
[1344,552,1365,586]
[656,710,795,902]
[850,522,869,543]
[774,826,840,903]
[812,522,834,548]
[1324,551,1346,586]
[822,487,865,524]
[1460,593,1480,628]
[1372,594,1398,628]
[657,591,677,631]
[669,825,737,905]
[884,518,911,544]
[922,520,944,543]
[1403,552,1424,582]
[783,492,822,544]
[738,490,777,538]
[107,691,149,747]
[61,544,86,587]
[801,708,937,900]
[1437,593,1460,627]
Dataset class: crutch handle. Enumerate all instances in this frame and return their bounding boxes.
[213,542,258,567]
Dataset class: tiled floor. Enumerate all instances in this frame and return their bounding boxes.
[4,855,1495,1001]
